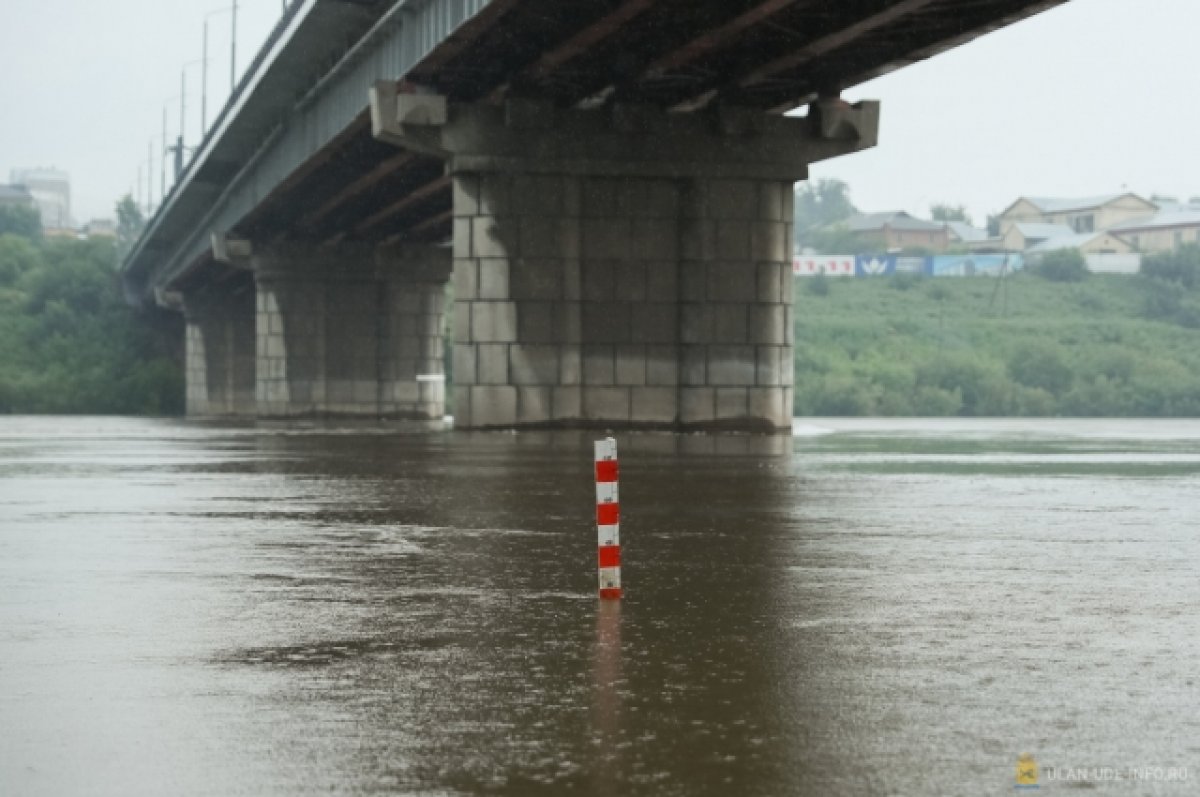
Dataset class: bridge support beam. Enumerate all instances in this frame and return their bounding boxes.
[252,244,450,419]
[182,281,257,417]
[372,90,879,431]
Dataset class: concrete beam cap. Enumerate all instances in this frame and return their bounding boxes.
[812,98,881,145]
[211,232,253,268]
[397,93,447,127]
[153,287,183,311]
[369,80,449,158]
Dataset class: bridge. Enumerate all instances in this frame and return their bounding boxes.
[121,0,1067,431]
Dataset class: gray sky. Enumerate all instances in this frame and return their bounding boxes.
[1,0,1196,225]
[0,0,281,223]
[823,0,1200,223]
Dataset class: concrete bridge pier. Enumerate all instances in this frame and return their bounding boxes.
[372,91,879,431]
[182,283,257,417]
[451,170,797,431]
[252,244,450,420]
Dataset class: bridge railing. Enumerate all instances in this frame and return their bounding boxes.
[147,0,308,233]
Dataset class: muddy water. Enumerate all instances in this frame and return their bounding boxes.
[1,417,1198,795]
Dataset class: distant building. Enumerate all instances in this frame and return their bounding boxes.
[10,167,71,230]
[943,221,1009,252]
[1026,231,1134,257]
[0,184,35,209]
[83,219,117,239]
[1002,222,1075,252]
[944,221,989,245]
[42,227,82,239]
[998,193,1156,235]
[1110,207,1200,253]
[843,211,950,252]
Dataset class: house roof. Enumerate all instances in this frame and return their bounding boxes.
[845,211,944,233]
[1148,200,1199,213]
[1111,208,1200,233]
[1023,194,1128,213]
[1000,192,1153,218]
[945,221,988,242]
[1012,222,1074,240]
[1027,231,1122,254]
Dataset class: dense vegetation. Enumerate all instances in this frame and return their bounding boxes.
[4,187,1200,418]
[0,204,182,414]
[794,249,1200,416]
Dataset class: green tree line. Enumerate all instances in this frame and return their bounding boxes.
[0,200,182,414]
[794,247,1200,417]
[4,187,1200,418]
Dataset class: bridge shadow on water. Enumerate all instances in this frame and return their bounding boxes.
[206,425,850,795]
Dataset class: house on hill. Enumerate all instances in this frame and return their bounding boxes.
[844,211,949,252]
[1027,231,1134,257]
[1002,222,1075,252]
[1110,207,1200,253]
[945,221,991,246]
[998,193,1157,235]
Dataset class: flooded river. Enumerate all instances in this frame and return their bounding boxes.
[2,417,1198,795]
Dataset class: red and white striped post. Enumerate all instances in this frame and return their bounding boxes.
[594,437,621,599]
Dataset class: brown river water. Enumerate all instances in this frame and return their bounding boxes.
[1,416,1198,795]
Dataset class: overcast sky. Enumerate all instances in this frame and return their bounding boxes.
[1,0,1196,225]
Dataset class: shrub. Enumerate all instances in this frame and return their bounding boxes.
[888,273,921,291]
[805,375,875,415]
[1033,249,1088,282]
[805,271,831,296]
[911,385,962,416]
[1141,244,1200,288]
[1013,385,1057,416]
[916,354,1010,415]
[1008,342,1074,395]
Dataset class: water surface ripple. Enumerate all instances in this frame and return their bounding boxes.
[1,417,1197,795]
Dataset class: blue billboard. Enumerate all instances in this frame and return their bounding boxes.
[852,253,1024,277]
[855,255,896,276]
[930,254,1024,276]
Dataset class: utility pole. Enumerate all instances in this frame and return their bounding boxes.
[146,142,154,216]
[180,70,186,155]
[231,0,238,93]
[161,107,168,199]
[202,19,209,133]
[202,5,237,134]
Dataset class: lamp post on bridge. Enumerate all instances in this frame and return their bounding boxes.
[178,59,204,174]
[231,0,238,94]
[202,6,234,135]
[201,0,291,136]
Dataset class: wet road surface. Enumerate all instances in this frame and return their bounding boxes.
[1,416,1198,795]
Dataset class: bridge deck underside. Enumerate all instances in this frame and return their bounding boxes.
[211,0,1062,263]
[149,0,1066,295]
[413,0,1063,112]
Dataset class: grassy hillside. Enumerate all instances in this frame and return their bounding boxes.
[792,272,1200,416]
